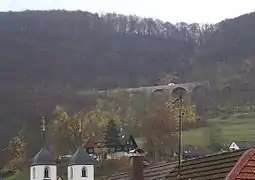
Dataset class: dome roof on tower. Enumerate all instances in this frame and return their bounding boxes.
[69,147,94,166]
[31,147,56,166]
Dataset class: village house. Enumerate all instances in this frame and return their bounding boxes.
[85,134,138,160]
[229,140,255,151]
[107,148,255,180]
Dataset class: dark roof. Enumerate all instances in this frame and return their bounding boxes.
[69,147,94,165]
[106,161,176,180]
[232,141,255,149]
[167,149,248,180]
[182,146,213,158]
[85,134,138,149]
[120,135,138,147]
[85,136,106,148]
[31,147,56,166]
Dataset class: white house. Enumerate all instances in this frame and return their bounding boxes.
[30,147,57,180]
[68,147,94,180]
[229,141,255,151]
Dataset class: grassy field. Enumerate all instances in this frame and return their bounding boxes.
[183,127,209,146]
[5,170,28,180]
[183,113,255,146]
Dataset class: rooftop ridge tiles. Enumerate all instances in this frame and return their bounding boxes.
[226,148,255,180]
[182,149,247,163]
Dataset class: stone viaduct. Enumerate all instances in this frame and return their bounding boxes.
[84,81,210,102]
[125,81,210,101]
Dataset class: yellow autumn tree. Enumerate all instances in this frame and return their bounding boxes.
[5,129,27,171]
[49,105,71,156]
[143,100,197,161]
[50,106,86,155]
[84,101,121,137]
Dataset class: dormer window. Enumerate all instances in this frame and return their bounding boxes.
[81,167,87,177]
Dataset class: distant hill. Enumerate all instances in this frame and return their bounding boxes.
[1,10,255,166]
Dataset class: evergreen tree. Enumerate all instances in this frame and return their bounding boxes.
[104,119,121,150]
[208,125,225,151]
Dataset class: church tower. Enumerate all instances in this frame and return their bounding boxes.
[30,117,57,180]
[68,120,94,180]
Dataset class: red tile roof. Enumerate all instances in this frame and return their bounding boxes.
[227,148,255,180]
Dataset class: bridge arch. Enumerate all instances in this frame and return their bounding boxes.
[151,88,170,102]
[171,87,187,98]
[191,84,209,116]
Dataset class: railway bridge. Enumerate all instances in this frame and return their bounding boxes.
[82,81,210,102]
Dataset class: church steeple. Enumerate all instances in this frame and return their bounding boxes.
[42,116,46,147]
[78,119,82,147]
[30,116,57,180]
[68,119,94,180]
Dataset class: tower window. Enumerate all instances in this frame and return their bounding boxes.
[44,167,50,178]
[32,167,36,179]
[81,167,87,177]
[70,167,73,179]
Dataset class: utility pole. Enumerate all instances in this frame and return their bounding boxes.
[177,95,183,179]
[169,95,184,179]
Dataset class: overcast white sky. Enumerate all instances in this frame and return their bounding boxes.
[1,0,255,23]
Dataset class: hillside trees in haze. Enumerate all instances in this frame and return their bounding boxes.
[2,10,255,164]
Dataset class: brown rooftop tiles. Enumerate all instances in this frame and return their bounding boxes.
[167,149,247,180]
[168,148,255,180]
[106,162,176,180]
[107,148,255,180]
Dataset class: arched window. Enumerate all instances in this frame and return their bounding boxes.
[32,167,36,179]
[44,167,50,178]
[70,167,73,179]
[81,167,87,177]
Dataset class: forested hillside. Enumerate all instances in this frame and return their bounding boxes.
[1,10,255,167]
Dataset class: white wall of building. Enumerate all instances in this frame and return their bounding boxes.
[30,165,57,180]
[229,142,240,150]
[68,165,94,180]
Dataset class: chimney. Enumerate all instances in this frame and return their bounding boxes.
[130,149,144,180]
